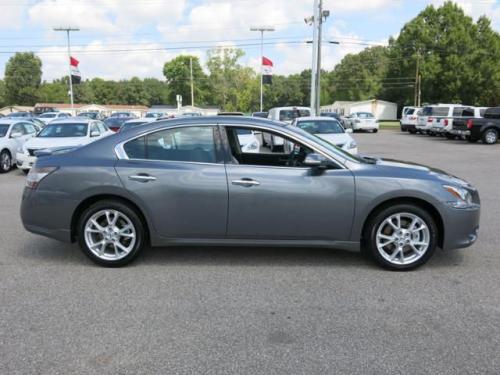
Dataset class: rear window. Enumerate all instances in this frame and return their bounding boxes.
[279,109,310,122]
[356,112,374,119]
[432,107,450,117]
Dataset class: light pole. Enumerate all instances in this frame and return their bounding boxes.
[53,27,79,113]
[250,26,275,112]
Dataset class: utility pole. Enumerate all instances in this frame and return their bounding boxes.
[414,51,420,107]
[189,57,194,106]
[418,74,422,107]
[307,1,329,116]
[54,27,79,113]
[250,26,275,112]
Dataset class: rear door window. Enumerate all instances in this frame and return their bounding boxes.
[432,107,450,117]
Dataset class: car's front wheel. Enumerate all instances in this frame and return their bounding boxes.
[363,204,438,270]
[77,200,146,267]
[0,150,11,173]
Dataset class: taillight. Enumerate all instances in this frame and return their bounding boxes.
[444,119,449,126]
[427,117,433,123]
[467,119,473,129]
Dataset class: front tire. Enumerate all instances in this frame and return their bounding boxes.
[482,128,498,145]
[363,204,438,270]
[77,200,146,267]
[0,150,11,173]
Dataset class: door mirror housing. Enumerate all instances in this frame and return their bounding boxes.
[10,132,23,138]
[90,130,100,137]
[303,153,330,169]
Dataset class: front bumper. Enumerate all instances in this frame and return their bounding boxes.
[16,152,36,170]
[440,203,480,250]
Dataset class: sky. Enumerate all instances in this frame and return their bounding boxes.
[0,0,498,82]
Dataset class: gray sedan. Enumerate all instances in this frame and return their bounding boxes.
[21,116,480,270]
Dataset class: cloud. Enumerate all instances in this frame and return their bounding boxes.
[0,0,29,29]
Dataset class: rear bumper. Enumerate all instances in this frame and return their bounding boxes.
[449,129,471,136]
[440,203,480,250]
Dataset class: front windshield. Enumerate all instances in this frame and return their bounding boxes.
[38,123,88,138]
[297,120,344,134]
[287,125,365,163]
[39,113,57,118]
[0,124,9,137]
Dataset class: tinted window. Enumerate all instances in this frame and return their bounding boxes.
[0,124,9,137]
[432,107,450,117]
[479,109,486,117]
[421,107,433,115]
[279,109,310,121]
[356,112,374,118]
[39,113,57,118]
[38,123,88,137]
[124,126,217,163]
[297,120,344,134]
[484,107,500,119]
[452,107,468,117]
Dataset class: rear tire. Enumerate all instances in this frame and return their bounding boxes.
[362,204,438,271]
[482,128,498,145]
[77,200,146,267]
[0,150,11,173]
[373,129,378,133]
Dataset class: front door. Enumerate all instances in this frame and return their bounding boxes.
[115,125,228,239]
[223,126,355,241]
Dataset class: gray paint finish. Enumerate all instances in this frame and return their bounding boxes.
[21,116,480,253]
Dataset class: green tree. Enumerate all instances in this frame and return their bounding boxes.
[384,1,500,107]
[0,80,6,107]
[4,52,42,105]
[163,55,206,105]
[37,78,68,103]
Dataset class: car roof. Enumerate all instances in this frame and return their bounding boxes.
[295,116,337,122]
[0,118,25,125]
[48,117,93,124]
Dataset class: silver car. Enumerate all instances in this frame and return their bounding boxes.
[21,116,480,270]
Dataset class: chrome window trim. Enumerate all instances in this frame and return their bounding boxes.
[114,122,348,169]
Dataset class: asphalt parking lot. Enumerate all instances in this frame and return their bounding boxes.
[1,130,499,374]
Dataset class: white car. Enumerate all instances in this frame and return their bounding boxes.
[344,112,379,132]
[264,106,311,151]
[235,128,260,153]
[416,104,466,135]
[432,106,488,138]
[36,111,72,125]
[291,116,358,155]
[17,118,113,173]
[0,119,38,173]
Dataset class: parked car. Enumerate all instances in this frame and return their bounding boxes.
[320,112,342,121]
[145,112,164,118]
[21,116,480,270]
[6,111,33,118]
[218,112,245,116]
[343,112,379,133]
[252,112,268,118]
[400,107,421,133]
[451,107,500,144]
[416,104,460,135]
[110,112,137,119]
[17,118,113,173]
[181,112,202,117]
[120,118,157,132]
[27,118,46,130]
[291,116,358,155]
[264,106,311,150]
[104,116,135,132]
[37,111,71,125]
[429,105,478,137]
[267,106,311,124]
[78,112,103,120]
[0,119,38,173]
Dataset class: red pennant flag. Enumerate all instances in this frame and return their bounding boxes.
[70,56,79,67]
[69,56,81,84]
[262,56,273,84]
[262,57,273,67]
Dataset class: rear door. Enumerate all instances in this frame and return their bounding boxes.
[114,125,228,239]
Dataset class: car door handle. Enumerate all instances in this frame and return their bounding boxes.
[128,174,157,182]
[232,179,260,187]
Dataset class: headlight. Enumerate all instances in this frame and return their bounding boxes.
[349,140,357,149]
[443,185,473,208]
[26,167,58,189]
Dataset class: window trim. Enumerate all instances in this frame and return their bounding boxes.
[115,124,224,166]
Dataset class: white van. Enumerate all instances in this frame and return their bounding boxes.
[264,107,311,151]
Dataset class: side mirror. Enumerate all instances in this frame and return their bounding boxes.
[303,153,329,169]
[90,130,100,137]
[345,128,353,134]
[10,132,22,138]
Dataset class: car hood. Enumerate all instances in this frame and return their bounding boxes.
[316,133,352,146]
[24,137,89,150]
[364,157,472,187]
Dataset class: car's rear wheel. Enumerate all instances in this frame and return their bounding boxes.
[0,150,11,173]
[77,200,145,267]
[373,129,378,133]
[363,204,438,270]
[482,128,498,145]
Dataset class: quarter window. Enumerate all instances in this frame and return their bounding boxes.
[123,126,217,163]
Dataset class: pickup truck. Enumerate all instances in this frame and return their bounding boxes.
[433,106,488,139]
[451,107,500,144]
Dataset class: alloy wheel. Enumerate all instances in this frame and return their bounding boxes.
[84,209,137,261]
[375,212,430,266]
[484,130,498,144]
[0,152,11,172]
